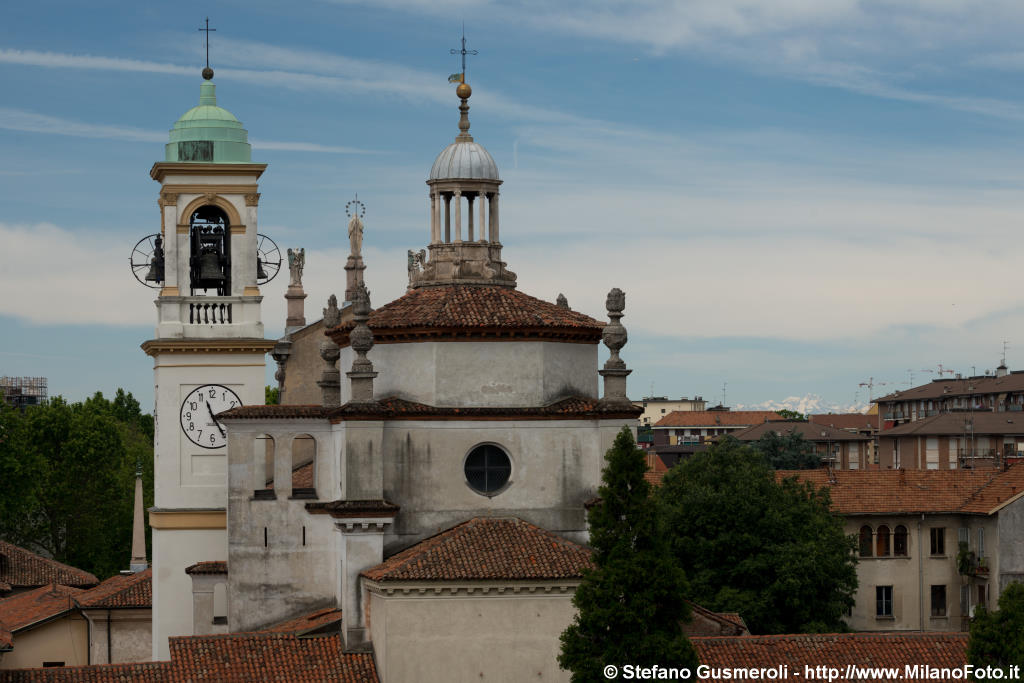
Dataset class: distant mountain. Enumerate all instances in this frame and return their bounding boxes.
[736,394,869,416]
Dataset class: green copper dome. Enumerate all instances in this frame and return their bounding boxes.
[165,81,252,163]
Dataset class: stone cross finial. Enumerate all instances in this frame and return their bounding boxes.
[598,287,632,407]
[347,283,379,403]
[318,295,342,408]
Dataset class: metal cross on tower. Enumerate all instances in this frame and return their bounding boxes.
[450,27,478,78]
[198,17,217,69]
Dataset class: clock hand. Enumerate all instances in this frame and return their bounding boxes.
[206,401,227,437]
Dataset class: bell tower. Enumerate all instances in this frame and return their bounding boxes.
[136,62,278,659]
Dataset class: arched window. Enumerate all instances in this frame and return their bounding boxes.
[876,525,891,557]
[894,525,909,556]
[253,434,275,500]
[291,434,317,499]
[859,526,873,557]
[189,205,231,296]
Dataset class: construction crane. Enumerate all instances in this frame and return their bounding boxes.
[859,377,890,403]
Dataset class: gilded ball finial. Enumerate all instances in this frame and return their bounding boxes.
[456,82,472,99]
[202,66,214,80]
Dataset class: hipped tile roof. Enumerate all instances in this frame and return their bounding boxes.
[809,412,879,431]
[731,420,870,442]
[0,541,98,591]
[362,517,594,582]
[259,607,342,635]
[876,372,1024,402]
[881,411,1024,436]
[0,632,378,682]
[692,632,968,682]
[654,410,785,428]
[221,395,640,422]
[0,584,82,632]
[778,464,1024,515]
[326,284,605,346]
[75,569,151,609]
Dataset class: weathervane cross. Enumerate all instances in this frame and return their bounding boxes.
[450,27,478,78]
[198,17,217,69]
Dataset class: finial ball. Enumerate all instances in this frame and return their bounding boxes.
[456,82,472,99]
[202,67,214,80]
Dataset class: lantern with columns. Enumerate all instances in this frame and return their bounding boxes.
[411,81,516,287]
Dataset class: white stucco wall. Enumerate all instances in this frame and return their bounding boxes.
[83,609,151,664]
[368,583,577,683]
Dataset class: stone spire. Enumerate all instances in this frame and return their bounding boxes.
[598,288,632,407]
[129,462,148,573]
[347,283,378,403]
[318,295,342,408]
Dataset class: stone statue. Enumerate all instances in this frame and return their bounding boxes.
[287,248,305,287]
[348,214,364,259]
[407,249,427,285]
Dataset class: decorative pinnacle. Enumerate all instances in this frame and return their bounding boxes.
[456,84,473,142]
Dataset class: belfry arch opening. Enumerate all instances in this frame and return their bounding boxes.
[189,205,231,296]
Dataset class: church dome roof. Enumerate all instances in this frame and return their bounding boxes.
[429,140,499,181]
[165,79,252,163]
[326,285,604,345]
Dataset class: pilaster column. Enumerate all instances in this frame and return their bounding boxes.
[489,192,499,243]
[444,193,451,243]
[430,192,439,245]
[467,194,475,242]
[454,190,462,243]
[274,435,292,499]
[478,191,487,243]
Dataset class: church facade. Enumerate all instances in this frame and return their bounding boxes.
[143,67,640,681]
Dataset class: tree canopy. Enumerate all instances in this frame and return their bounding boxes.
[0,389,154,579]
[968,581,1024,677]
[752,429,821,470]
[655,436,857,634]
[560,427,698,681]
[775,409,806,421]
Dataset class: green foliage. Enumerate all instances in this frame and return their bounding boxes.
[968,582,1024,678]
[559,427,698,681]
[752,429,821,470]
[265,385,280,405]
[655,436,858,634]
[0,390,154,580]
[775,409,806,421]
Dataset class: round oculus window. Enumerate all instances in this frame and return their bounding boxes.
[464,444,511,495]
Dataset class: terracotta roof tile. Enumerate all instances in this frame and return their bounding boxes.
[778,464,1024,515]
[0,541,98,590]
[0,620,11,651]
[731,420,870,442]
[809,413,880,431]
[0,633,378,682]
[222,395,640,422]
[882,411,1024,436]
[326,284,605,345]
[184,561,227,576]
[692,632,968,682]
[0,584,82,632]
[654,410,785,428]
[259,607,342,635]
[362,517,594,582]
[75,569,151,609]
[876,372,1024,402]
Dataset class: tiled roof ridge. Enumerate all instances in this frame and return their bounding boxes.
[0,540,99,589]
[75,568,151,609]
[0,583,84,632]
[185,560,228,575]
[362,516,594,582]
[691,631,967,642]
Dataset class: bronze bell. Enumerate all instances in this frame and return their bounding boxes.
[146,236,165,282]
[199,249,225,282]
[256,257,268,281]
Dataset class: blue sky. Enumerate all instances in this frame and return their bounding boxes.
[6,1,1024,412]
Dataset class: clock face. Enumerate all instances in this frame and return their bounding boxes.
[180,384,242,449]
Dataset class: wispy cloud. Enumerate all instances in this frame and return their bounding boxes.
[0,107,380,154]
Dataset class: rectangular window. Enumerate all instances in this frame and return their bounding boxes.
[876,586,893,617]
[978,527,985,559]
[930,528,945,555]
[926,437,939,469]
[959,527,970,547]
[978,585,987,608]
[850,444,859,470]
[961,585,970,616]
[178,140,214,162]
[931,585,947,617]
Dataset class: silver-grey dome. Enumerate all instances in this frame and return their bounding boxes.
[429,140,500,181]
